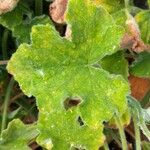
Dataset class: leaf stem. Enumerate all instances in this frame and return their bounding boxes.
[124,0,129,8]
[140,90,150,108]
[140,122,150,140]
[2,29,9,60]
[133,116,141,150]
[115,114,128,150]
[35,0,43,16]
[104,141,110,150]
[1,78,15,136]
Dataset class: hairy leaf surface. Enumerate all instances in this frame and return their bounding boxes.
[100,51,129,79]
[135,10,150,44]
[0,0,31,30]
[7,0,129,149]
[94,0,124,13]
[13,15,51,43]
[130,52,150,78]
[0,119,38,150]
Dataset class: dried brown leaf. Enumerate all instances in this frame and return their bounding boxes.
[0,0,19,15]
[121,15,150,53]
[129,75,150,100]
[49,0,68,23]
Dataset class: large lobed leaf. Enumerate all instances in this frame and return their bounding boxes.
[7,0,130,149]
[128,96,150,140]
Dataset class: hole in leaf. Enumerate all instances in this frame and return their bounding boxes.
[64,97,81,110]
[71,146,85,150]
[103,121,108,125]
[78,116,84,126]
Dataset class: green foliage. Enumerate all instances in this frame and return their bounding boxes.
[7,0,130,149]
[100,51,129,79]
[0,0,51,44]
[0,119,38,150]
[94,0,124,13]
[0,0,31,31]
[130,52,150,78]
[135,10,150,44]
[112,9,127,26]
[142,141,150,150]
[128,96,150,140]
[0,0,149,149]
[13,15,51,43]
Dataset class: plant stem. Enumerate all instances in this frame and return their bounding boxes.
[141,122,150,140]
[1,78,15,136]
[115,114,128,150]
[133,116,141,150]
[124,0,129,8]
[35,0,43,16]
[104,141,110,150]
[140,90,150,108]
[2,29,9,60]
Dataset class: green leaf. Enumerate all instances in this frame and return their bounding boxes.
[128,96,150,140]
[94,0,124,13]
[0,0,31,31]
[100,51,129,79]
[130,52,150,78]
[7,0,129,149]
[135,10,150,44]
[142,141,150,150]
[112,9,127,27]
[142,108,150,124]
[0,119,39,150]
[13,15,52,44]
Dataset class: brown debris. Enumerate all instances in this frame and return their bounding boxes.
[129,75,150,100]
[49,0,68,24]
[0,0,19,15]
[121,15,150,53]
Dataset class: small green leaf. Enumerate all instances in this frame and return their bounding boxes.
[0,0,31,31]
[7,0,129,149]
[13,15,52,44]
[135,10,150,44]
[100,51,129,79]
[0,119,39,150]
[128,96,150,140]
[94,0,124,13]
[130,52,150,78]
